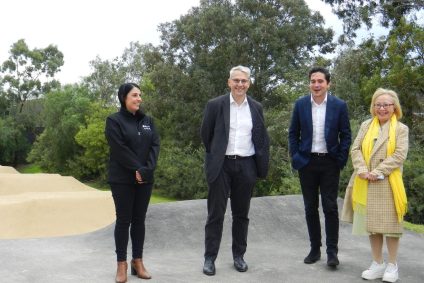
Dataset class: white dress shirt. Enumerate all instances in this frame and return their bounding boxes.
[225,94,255,156]
[311,94,328,153]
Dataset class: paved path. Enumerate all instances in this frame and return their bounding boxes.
[1,195,423,282]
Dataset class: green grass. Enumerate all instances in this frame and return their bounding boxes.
[83,180,110,191]
[150,194,176,204]
[83,180,176,204]
[16,164,43,173]
[404,221,424,234]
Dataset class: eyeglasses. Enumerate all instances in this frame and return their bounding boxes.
[374,103,394,109]
[232,79,249,84]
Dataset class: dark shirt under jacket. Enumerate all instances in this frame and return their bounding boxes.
[105,107,160,184]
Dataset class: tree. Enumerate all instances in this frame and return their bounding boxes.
[73,103,116,181]
[323,0,424,42]
[82,42,160,106]
[333,19,423,128]
[0,39,63,114]
[27,85,92,173]
[0,116,30,165]
[149,0,334,146]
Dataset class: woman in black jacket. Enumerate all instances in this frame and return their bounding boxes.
[105,83,160,283]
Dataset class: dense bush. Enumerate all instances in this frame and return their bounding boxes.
[0,117,30,165]
[154,142,208,199]
[403,141,424,224]
[72,103,115,181]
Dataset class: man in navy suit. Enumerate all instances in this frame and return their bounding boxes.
[201,65,270,276]
[289,67,351,267]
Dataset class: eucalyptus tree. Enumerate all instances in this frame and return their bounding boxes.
[323,0,424,42]
[332,19,423,127]
[0,39,63,114]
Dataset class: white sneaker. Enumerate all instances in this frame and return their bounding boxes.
[383,263,399,282]
[361,261,387,280]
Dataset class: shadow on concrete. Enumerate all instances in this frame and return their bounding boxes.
[0,195,423,282]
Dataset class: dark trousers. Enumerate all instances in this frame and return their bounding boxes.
[298,155,340,254]
[110,183,152,261]
[204,157,257,261]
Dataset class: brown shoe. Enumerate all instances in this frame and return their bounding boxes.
[115,261,127,283]
[131,258,152,279]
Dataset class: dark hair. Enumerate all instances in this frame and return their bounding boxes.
[117,82,140,108]
[308,67,330,83]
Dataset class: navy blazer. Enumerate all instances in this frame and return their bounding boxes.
[201,94,270,183]
[288,94,351,170]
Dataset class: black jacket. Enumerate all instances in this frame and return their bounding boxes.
[105,107,160,184]
[200,94,270,183]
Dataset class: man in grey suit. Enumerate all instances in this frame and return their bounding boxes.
[201,65,270,276]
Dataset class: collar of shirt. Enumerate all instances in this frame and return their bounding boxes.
[310,92,328,106]
[230,93,248,106]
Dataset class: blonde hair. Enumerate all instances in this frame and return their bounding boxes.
[370,88,403,119]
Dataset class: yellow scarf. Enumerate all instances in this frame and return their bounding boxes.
[352,115,407,222]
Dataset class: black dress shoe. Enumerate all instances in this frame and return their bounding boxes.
[233,256,248,272]
[203,258,215,276]
[327,253,339,267]
[304,249,321,264]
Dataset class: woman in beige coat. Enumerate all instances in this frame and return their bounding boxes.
[342,88,408,283]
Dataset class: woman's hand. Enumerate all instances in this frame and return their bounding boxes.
[135,171,144,184]
[358,172,369,180]
[367,172,379,182]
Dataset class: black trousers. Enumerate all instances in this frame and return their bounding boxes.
[110,183,152,261]
[204,157,257,261]
[298,155,340,254]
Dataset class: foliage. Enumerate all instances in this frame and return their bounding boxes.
[0,39,63,114]
[0,39,64,165]
[27,85,92,173]
[82,42,160,106]
[0,116,30,165]
[255,83,303,196]
[323,0,424,42]
[404,221,424,233]
[154,142,207,199]
[73,103,116,181]
[16,163,42,173]
[332,20,424,130]
[403,141,424,224]
[149,0,334,147]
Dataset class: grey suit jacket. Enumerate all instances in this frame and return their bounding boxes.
[200,94,270,183]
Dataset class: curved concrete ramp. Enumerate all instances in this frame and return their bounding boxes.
[0,196,423,282]
[0,166,115,239]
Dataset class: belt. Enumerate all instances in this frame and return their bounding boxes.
[311,152,328,157]
[225,155,252,160]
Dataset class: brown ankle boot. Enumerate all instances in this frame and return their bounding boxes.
[115,261,127,283]
[131,258,152,279]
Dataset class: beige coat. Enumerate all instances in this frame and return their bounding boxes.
[341,118,409,233]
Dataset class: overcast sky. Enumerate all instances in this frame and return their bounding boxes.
[0,0,370,84]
